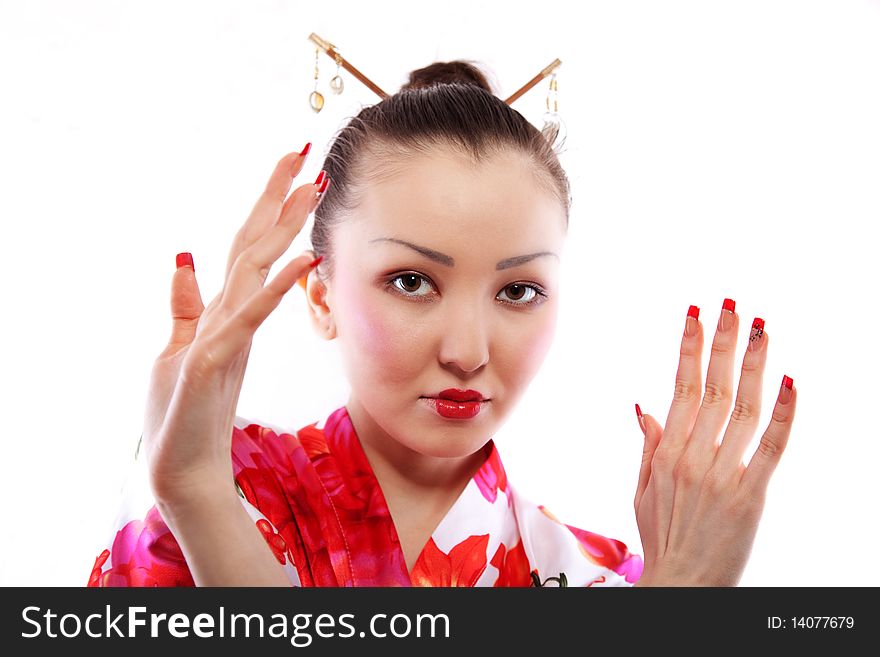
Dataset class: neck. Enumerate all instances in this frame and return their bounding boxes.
[343,398,492,573]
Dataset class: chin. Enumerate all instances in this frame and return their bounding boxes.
[409,406,496,458]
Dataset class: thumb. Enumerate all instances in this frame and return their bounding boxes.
[169,252,205,349]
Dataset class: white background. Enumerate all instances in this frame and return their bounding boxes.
[1,0,877,586]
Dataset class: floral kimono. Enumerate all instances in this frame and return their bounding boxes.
[88,406,643,587]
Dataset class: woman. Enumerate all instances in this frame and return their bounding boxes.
[88,61,797,587]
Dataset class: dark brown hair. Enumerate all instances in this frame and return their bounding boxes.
[310,60,570,280]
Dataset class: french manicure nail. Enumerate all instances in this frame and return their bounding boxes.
[291,143,312,175]
[635,403,646,434]
[779,374,793,404]
[317,175,330,194]
[176,252,194,272]
[685,305,700,337]
[718,298,736,332]
[748,317,765,352]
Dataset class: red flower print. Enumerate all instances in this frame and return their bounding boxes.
[232,424,326,584]
[538,505,643,583]
[296,423,331,459]
[490,539,532,587]
[410,535,490,587]
[566,524,643,584]
[232,413,409,586]
[88,549,110,587]
[88,506,194,587]
[474,442,508,504]
[256,518,289,565]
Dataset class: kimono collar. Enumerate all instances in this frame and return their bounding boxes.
[311,406,512,586]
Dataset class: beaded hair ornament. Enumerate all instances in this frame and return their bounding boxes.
[306,33,565,145]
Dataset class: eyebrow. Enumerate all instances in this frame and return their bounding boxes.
[369,237,558,270]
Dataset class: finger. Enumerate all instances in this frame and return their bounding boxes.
[684,299,739,463]
[644,306,704,555]
[713,319,769,474]
[278,172,330,228]
[146,253,206,444]
[665,305,742,547]
[225,146,313,281]
[634,409,663,512]
[662,305,704,452]
[166,252,205,352]
[197,254,320,370]
[220,180,324,312]
[740,375,796,495]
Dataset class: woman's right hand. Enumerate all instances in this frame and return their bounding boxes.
[142,146,329,506]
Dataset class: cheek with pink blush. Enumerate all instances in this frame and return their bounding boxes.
[341,290,429,388]
[495,311,558,391]
[528,321,557,372]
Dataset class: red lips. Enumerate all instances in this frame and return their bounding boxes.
[433,388,486,402]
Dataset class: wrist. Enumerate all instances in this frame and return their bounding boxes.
[633,562,704,587]
[633,572,653,587]
[153,472,239,526]
[150,476,291,587]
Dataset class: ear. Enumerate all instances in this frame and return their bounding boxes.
[298,250,337,340]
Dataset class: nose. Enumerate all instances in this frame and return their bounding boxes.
[437,301,490,376]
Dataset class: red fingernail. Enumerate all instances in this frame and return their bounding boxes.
[684,304,700,337]
[176,252,194,271]
[719,298,736,331]
[309,255,324,268]
[314,170,326,186]
[299,142,312,157]
[318,175,331,194]
[635,403,646,434]
[779,374,793,404]
[748,317,765,351]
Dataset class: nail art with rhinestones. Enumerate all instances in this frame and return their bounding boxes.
[748,317,765,351]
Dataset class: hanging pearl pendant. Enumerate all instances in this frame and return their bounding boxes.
[329,74,344,94]
[309,90,325,113]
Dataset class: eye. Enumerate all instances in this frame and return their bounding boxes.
[497,283,546,307]
[389,273,435,299]
[385,273,547,308]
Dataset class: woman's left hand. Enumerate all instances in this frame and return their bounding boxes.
[632,301,797,586]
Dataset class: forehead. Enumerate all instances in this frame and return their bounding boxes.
[340,149,566,251]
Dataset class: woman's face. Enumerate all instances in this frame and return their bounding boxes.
[312,147,567,462]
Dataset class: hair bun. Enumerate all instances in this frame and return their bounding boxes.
[401,60,493,94]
